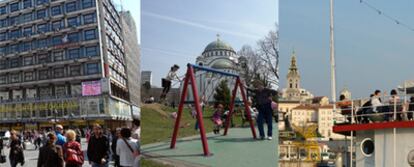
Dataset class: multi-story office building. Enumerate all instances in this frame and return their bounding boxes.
[0,0,140,130]
[141,70,151,85]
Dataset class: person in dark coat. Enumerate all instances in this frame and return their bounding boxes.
[37,133,64,167]
[111,128,121,167]
[87,124,110,167]
[9,130,24,167]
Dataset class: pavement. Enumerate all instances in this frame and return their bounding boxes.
[0,138,114,167]
[142,125,279,167]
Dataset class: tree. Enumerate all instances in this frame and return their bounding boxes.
[141,81,151,97]
[213,80,231,109]
[257,24,280,88]
[238,45,263,87]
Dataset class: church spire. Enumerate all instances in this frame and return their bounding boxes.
[289,49,298,72]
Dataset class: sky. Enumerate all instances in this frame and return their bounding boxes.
[119,0,141,44]
[280,0,414,99]
[141,0,278,88]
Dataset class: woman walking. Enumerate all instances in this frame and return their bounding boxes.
[63,130,84,167]
[9,130,24,167]
[116,128,139,167]
[37,133,64,167]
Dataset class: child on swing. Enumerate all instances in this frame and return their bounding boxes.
[160,64,180,100]
[212,104,224,134]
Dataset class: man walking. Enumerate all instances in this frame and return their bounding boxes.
[87,124,110,167]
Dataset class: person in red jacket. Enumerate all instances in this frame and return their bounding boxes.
[63,130,84,167]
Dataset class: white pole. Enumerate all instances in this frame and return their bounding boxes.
[330,0,337,111]
[393,97,397,167]
[350,100,354,167]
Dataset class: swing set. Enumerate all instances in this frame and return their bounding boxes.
[170,63,257,156]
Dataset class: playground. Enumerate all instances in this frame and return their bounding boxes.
[141,64,279,166]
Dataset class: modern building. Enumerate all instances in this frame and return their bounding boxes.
[141,70,152,85]
[0,0,140,130]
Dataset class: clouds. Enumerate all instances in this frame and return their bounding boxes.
[142,11,265,40]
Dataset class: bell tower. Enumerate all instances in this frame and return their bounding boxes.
[286,49,301,89]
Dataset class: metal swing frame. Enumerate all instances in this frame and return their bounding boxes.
[170,63,257,156]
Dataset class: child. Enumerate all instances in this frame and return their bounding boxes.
[160,64,180,100]
[212,104,224,134]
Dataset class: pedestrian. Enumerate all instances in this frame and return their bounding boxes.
[55,124,66,146]
[87,124,110,167]
[63,130,84,167]
[248,80,277,140]
[116,128,139,167]
[111,128,122,167]
[160,64,181,100]
[37,133,64,167]
[9,130,24,167]
[408,96,414,121]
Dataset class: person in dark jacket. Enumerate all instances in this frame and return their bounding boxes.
[9,130,24,167]
[87,124,110,167]
[408,96,414,121]
[37,133,64,167]
[111,128,121,167]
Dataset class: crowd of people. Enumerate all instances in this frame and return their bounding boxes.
[0,119,141,167]
[337,89,414,124]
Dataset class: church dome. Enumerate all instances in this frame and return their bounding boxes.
[202,38,235,54]
[210,59,234,69]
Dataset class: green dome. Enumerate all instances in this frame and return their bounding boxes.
[203,39,234,53]
[210,59,234,69]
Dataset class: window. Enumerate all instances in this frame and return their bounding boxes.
[9,44,19,53]
[38,54,49,63]
[51,6,61,16]
[23,0,32,9]
[0,19,7,28]
[70,65,81,76]
[0,47,6,55]
[37,0,48,5]
[55,85,67,96]
[82,0,93,9]
[86,63,99,74]
[0,6,6,15]
[9,29,21,39]
[0,75,6,84]
[67,48,80,59]
[9,16,19,26]
[22,13,32,22]
[85,46,98,57]
[68,32,79,42]
[37,38,48,48]
[38,69,49,80]
[23,27,32,36]
[54,67,64,78]
[23,56,33,65]
[37,23,49,33]
[52,20,63,30]
[10,73,20,83]
[66,2,77,13]
[0,33,6,41]
[10,58,19,68]
[22,42,31,52]
[52,36,62,46]
[24,72,34,81]
[84,29,96,40]
[67,16,78,27]
[53,51,64,61]
[83,13,96,24]
[37,9,47,19]
[10,3,19,12]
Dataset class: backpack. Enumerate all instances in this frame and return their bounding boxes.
[64,143,84,165]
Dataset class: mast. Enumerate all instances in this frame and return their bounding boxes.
[329,0,337,110]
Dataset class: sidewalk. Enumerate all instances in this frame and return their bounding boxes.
[142,125,279,167]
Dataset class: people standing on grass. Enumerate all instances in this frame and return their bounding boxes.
[160,64,181,100]
[116,128,140,167]
[63,130,84,167]
[87,124,110,167]
[37,133,64,167]
[248,80,277,140]
[9,130,24,167]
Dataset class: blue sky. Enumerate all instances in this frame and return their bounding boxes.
[280,0,414,99]
[141,0,278,87]
[121,0,141,43]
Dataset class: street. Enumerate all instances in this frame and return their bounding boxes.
[1,138,115,167]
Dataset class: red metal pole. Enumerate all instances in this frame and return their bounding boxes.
[223,79,239,136]
[188,66,211,156]
[238,78,257,139]
[170,67,191,149]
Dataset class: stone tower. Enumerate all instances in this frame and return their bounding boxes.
[284,50,302,99]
